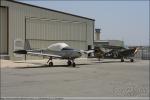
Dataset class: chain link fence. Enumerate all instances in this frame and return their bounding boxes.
[134,46,150,60]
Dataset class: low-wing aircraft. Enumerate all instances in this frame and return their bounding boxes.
[94,46,138,62]
[14,41,93,67]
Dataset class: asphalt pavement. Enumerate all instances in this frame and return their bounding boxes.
[0,58,149,99]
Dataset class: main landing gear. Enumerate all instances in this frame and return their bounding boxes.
[67,59,76,67]
[120,57,134,62]
[47,57,76,67]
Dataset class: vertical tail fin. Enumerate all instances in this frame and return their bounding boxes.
[24,39,31,50]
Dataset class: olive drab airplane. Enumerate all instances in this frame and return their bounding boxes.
[14,40,93,67]
[94,46,139,62]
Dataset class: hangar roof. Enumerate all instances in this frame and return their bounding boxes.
[6,0,95,21]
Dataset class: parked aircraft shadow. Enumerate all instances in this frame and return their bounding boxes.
[100,61,125,63]
[14,63,91,69]
[92,61,120,63]
[92,60,137,63]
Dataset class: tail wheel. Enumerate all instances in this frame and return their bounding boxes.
[49,62,53,67]
[130,59,134,62]
[72,62,76,67]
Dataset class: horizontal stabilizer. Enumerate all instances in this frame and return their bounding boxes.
[13,50,27,54]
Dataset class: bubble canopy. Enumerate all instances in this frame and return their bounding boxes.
[48,43,70,51]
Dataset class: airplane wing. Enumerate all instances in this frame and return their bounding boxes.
[14,49,61,58]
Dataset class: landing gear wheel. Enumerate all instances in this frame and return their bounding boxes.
[49,62,53,67]
[121,59,124,62]
[130,59,134,62]
[72,62,76,67]
[67,60,72,66]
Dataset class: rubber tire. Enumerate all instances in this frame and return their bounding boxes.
[130,59,134,62]
[49,62,53,67]
[121,59,124,62]
[72,62,76,67]
[67,61,72,66]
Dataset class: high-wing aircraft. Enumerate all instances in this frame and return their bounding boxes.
[94,46,138,62]
[14,41,93,67]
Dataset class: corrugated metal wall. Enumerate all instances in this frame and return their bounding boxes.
[26,18,87,50]
[1,1,94,60]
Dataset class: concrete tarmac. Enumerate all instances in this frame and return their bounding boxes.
[0,58,149,99]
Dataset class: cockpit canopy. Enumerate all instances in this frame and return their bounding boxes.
[48,43,70,51]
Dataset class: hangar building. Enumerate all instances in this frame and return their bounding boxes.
[0,0,95,60]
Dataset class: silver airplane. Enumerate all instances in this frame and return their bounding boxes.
[14,41,93,67]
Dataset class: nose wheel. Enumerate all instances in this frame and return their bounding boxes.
[49,62,53,66]
[47,57,54,67]
[67,60,72,66]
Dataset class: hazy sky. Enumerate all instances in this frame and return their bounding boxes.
[21,0,149,46]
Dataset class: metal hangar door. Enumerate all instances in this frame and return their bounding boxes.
[25,18,87,50]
